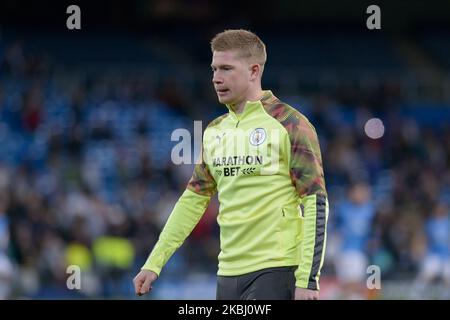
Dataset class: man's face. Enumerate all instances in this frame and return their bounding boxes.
[211,50,252,105]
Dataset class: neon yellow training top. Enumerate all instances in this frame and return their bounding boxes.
[142,90,329,290]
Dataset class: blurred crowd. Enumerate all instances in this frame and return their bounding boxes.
[1,34,450,299]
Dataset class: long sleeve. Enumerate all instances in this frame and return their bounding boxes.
[287,114,329,290]
[141,149,217,275]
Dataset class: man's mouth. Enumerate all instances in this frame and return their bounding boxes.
[217,89,229,96]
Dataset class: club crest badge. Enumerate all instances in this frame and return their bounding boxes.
[249,128,266,146]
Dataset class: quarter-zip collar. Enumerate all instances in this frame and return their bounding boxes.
[225,90,274,121]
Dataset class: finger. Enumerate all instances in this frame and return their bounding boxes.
[134,277,145,295]
[140,276,153,295]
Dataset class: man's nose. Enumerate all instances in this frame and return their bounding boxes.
[213,73,223,84]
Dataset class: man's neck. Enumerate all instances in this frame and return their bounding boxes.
[233,89,264,114]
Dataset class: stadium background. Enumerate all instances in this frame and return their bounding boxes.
[1,0,450,299]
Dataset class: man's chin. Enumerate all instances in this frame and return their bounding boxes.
[217,96,233,105]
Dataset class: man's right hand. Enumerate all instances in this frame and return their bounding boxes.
[133,269,158,296]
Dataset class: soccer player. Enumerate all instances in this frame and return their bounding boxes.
[133,29,329,300]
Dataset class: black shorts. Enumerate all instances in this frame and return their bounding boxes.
[216,266,297,300]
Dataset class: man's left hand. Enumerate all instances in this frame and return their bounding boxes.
[295,287,319,300]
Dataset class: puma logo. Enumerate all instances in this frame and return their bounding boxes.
[216,132,226,143]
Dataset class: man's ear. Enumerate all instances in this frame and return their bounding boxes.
[249,64,261,81]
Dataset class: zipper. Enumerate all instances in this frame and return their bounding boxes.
[235,120,240,128]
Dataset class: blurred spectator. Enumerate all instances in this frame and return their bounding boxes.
[413,201,450,297]
[332,182,376,299]
[0,192,14,299]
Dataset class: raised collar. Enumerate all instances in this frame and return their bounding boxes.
[225,90,274,120]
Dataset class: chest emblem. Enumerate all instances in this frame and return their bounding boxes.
[249,128,266,146]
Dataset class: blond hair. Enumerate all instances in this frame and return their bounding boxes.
[210,29,267,68]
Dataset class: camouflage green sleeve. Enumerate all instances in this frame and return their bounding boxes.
[287,112,329,291]
[187,146,217,197]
